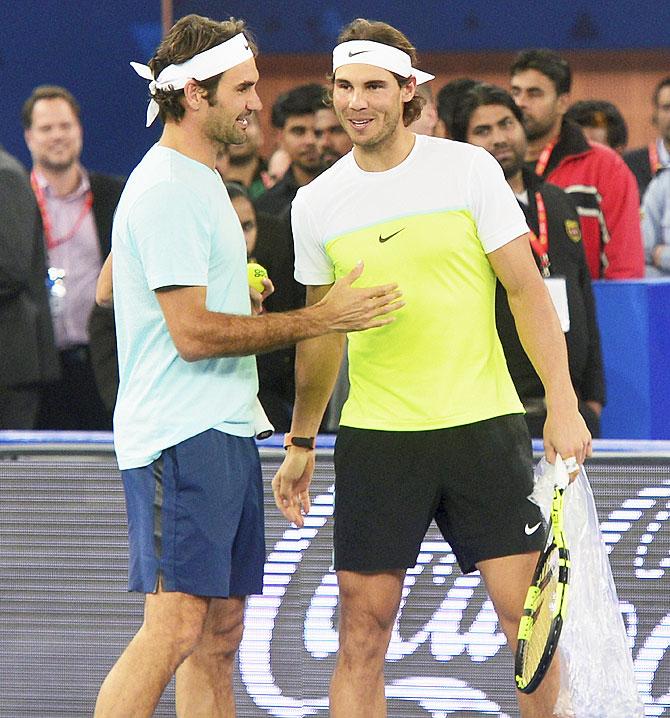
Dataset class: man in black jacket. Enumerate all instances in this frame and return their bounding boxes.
[452,83,605,436]
[22,85,125,429]
[0,147,59,428]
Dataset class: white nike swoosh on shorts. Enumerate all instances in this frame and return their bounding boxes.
[524,522,541,535]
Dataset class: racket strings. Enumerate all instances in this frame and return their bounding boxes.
[519,547,560,682]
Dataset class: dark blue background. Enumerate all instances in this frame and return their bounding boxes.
[1,1,668,176]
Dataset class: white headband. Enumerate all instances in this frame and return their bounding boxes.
[131,33,254,127]
[332,40,434,85]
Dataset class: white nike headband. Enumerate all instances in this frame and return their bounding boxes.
[131,32,254,127]
[332,40,434,85]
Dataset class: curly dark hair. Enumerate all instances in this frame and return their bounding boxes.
[147,14,256,125]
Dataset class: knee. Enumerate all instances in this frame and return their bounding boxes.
[144,608,207,662]
[205,616,244,661]
[338,605,396,663]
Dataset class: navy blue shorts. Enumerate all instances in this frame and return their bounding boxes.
[121,429,265,598]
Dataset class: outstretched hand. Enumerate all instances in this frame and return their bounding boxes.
[318,261,404,332]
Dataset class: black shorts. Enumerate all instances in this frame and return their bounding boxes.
[333,414,545,574]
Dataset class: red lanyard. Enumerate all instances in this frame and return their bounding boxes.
[649,141,662,175]
[534,137,558,177]
[528,191,550,277]
[30,171,94,250]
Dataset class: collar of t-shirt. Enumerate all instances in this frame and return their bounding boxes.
[657,138,670,167]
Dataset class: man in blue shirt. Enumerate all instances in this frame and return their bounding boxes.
[94,14,402,717]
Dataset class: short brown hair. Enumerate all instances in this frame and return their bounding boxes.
[148,14,256,125]
[333,18,425,126]
[22,85,81,129]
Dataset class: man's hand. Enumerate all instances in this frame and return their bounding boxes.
[272,448,315,527]
[249,277,274,316]
[543,401,592,482]
[315,261,404,332]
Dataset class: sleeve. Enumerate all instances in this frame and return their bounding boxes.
[599,153,645,279]
[291,187,335,286]
[127,181,211,291]
[0,166,36,301]
[467,147,529,254]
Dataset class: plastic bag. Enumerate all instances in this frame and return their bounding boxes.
[530,457,644,718]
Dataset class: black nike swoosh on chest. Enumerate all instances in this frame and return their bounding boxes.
[378,228,405,243]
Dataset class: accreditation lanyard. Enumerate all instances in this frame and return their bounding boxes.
[30,171,94,250]
[528,191,550,278]
[648,141,662,175]
[534,137,558,178]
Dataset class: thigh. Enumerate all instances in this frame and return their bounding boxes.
[333,427,440,572]
[435,414,545,574]
[477,552,540,648]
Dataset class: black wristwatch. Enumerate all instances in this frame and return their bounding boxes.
[283,433,315,450]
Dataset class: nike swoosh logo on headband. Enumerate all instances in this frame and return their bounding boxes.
[348,50,370,57]
[524,522,541,535]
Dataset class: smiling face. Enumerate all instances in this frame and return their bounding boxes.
[466,104,527,181]
[201,57,262,147]
[24,97,83,173]
[332,63,414,151]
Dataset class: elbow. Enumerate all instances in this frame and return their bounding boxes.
[175,336,207,363]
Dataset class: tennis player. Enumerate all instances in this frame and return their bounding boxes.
[94,14,402,718]
[272,18,591,718]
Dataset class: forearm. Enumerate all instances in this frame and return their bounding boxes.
[507,281,577,411]
[174,304,334,361]
[290,334,346,435]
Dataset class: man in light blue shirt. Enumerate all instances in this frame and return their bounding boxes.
[94,14,402,718]
[642,169,670,275]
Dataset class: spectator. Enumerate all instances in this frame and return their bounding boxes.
[0,146,59,428]
[409,83,438,136]
[261,147,291,189]
[624,76,670,198]
[436,77,477,138]
[641,169,670,275]
[226,180,304,431]
[22,85,125,429]
[314,106,352,167]
[452,83,605,437]
[254,83,325,216]
[565,99,628,154]
[510,49,644,279]
[220,111,267,199]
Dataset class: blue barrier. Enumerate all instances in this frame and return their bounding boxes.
[593,279,670,439]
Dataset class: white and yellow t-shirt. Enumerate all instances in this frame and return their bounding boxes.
[291,134,529,431]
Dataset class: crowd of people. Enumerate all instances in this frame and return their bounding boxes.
[0,12,657,717]
[2,42,667,434]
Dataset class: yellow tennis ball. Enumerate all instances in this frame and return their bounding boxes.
[247,262,268,293]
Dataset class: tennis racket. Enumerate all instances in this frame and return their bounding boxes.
[514,483,570,694]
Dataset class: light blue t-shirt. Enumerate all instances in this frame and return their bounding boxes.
[111,145,257,470]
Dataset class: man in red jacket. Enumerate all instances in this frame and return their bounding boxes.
[510,49,644,280]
